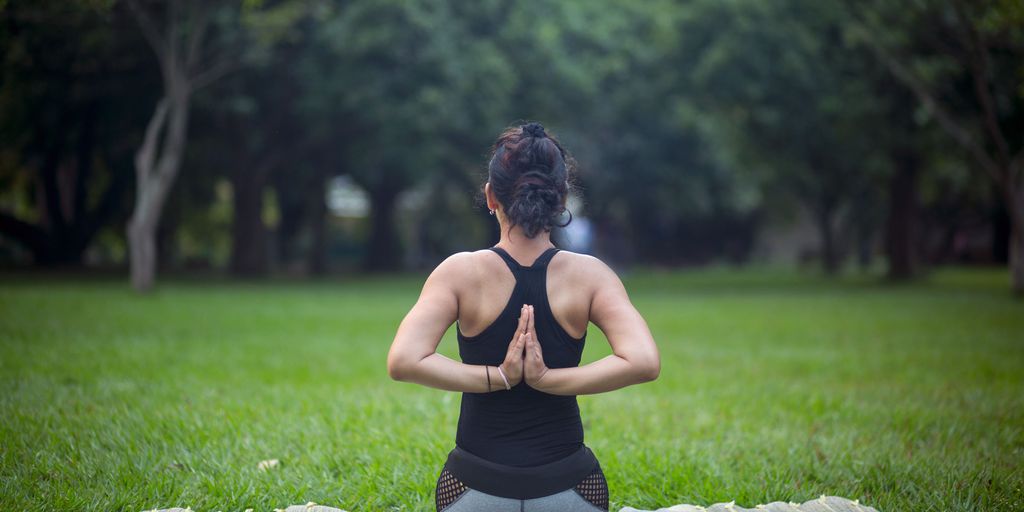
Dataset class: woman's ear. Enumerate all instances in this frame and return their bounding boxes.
[484,182,498,212]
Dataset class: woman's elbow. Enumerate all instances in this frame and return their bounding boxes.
[387,354,412,381]
[636,353,660,382]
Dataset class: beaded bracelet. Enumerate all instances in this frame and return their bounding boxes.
[496,365,511,391]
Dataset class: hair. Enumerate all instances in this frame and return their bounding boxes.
[485,122,575,239]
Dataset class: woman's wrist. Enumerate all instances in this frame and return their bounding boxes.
[495,365,512,390]
[483,364,523,392]
[528,367,554,393]
[484,365,507,392]
[500,362,523,387]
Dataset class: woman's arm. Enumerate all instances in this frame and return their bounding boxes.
[387,253,526,393]
[524,257,660,395]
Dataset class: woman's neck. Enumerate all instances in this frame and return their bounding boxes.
[494,225,555,258]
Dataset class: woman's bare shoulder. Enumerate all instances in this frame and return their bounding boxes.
[551,250,618,278]
[427,249,505,291]
[550,250,623,296]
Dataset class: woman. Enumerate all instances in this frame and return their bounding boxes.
[387,122,660,511]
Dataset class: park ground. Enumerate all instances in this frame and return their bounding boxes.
[0,267,1021,511]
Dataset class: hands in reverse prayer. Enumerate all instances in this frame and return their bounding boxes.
[492,304,549,391]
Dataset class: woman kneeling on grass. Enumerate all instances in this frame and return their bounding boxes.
[387,122,661,511]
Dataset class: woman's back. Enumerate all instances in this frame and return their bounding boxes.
[453,246,592,467]
[455,246,591,341]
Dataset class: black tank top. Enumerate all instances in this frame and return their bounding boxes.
[455,246,588,467]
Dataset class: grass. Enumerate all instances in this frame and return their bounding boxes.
[0,267,1021,511]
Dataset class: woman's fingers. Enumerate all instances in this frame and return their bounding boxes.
[506,333,519,358]
[525,332,539,357]
[508,305,536,364]
[527,305,535,335]
[510,305,529,352]
[524,307,542,362]
[517,305,528,334]
[519,310,547,387]
[507,306,526,346]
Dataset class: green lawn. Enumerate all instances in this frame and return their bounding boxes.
[1,268,1021,511]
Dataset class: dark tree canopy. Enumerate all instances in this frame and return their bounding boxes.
[1,0,1021,291]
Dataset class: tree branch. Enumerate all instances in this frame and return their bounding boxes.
[135,96,169,182]
[125,0,169,71]
[190,57,235,91]
[154,95,191,186]
[167,0,180,76]
[842,6,1006,187]
[951,0,1013,169]
[185,1,214,71]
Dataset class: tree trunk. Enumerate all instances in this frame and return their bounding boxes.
[0,151,125,267]
[229,171,269,276]
[847,7,1022,292]
[855,225,873,271]
[128,91,190,292]
[156,207,178,272]
[1010,229,1024,296]
[991,189,1010,264]
[128,216,157,292]
[1008,180,1024,296]
[273,178,303,267]
[365,184,401,272]
[814,206,840,275]
[307,174,328,275]
[124,0,226,290]
[885,152,919,280]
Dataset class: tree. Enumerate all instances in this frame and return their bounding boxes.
[0,0,148,265]
[680,0,889,274]
[300,0,511,271]
[216,52,303,277]
[124,0,234,291]
[845,0,1024,292]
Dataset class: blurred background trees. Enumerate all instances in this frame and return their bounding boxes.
[1,0,1021,292]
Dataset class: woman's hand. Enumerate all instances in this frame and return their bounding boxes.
[523,305,550,389]
[495,305,529,389]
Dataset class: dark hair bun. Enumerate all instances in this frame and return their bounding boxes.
[521,122,546,139]
[486,122,574,239]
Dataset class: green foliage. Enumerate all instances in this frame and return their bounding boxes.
[684,1,886,208]
[0,0,156,264]
[2,0,1021,273]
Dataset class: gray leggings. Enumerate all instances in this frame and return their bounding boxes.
[435,466,609,511]
[441,487,606,511]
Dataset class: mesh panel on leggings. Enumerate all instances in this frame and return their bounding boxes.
[435,467,469,511]
[574,466,609,511]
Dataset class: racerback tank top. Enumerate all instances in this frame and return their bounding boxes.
[454,245,588,467]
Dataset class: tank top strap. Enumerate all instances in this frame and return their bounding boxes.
[532,247,560,268]
[488,246,521,274]
[489,246,560,272]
